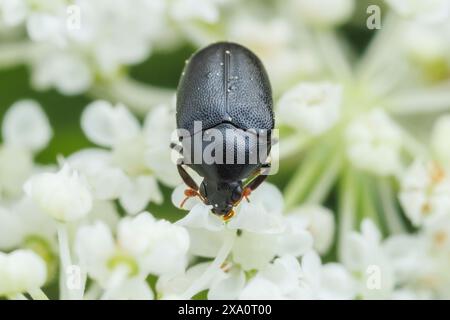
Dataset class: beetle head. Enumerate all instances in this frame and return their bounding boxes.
[200,179,243,216]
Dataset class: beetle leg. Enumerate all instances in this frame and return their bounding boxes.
[177,164,199,190]
[261,162,271,168]
[180,188,203,208]
[242,174,268,202]
[177,165,207,207]
[244,161,271,186]
[223,209,235,221]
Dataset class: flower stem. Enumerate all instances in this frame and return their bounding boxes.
[314,29,353,82]
[28,288,49,300]
[284,141,336,210]
[337,168,357,261]
[377,178,406,234]
[57,223,73,300]
[180,230,236,300]
[90,76,174,114]
[387,84,450,114]
[304,152,342,204]
[279,133,310,159]
[357,13,398,81]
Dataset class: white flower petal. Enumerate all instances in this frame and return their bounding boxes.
[239,277,283,300]
[301,251,322,288]
[24,164,93,222]
[285,205,334,254]
[176,203,224,232]
[107,278,154,300]
[75,221,115,285]
[119,176,162,215]
[2,100,52,153]
[319,263,356,300]
[0,207,24,250]
[171,184,202,210]
[0,0,27,27]
[118,212,190,276]
[278,82,342,135]
[290,0,355,27]
[208,268,246,300]
[0,250,47,296]
[232,232,278,271]
[228,201,285,234]
[68,148,128,200]
[81,101,140,147]
[187,228,226,258]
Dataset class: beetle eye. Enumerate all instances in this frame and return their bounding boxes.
[230,187,242,203]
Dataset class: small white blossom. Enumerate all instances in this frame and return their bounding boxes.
[385,0,450,24]
[401,22,448,65]
[24,164,93,222]
[384,216,450,297]
[0,0,27,27]
[31,51,92,95]
[80,101,177,214]
[2,100,52,153]
[286,205,335,254]
[289,0,355,27]
[278,82,342,135]
[0,145,33,199]
[75,212,190,290]
[169,0,222,24]
[68,149,128,201]
[0,197,56,250]
[225,14,319,90]
[173,182,313,276]
[0,100,52,199]
[399,160,450,226]
[0,249,47,296]
[240,253,355,300]
[341,219,395,299]
[346,108,403,176]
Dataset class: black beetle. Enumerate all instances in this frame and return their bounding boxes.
[173,42,274,220]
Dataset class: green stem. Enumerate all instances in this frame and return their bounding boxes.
[314,29,353,82]
[377,178,406,234]
[28,288,49,300]
[304,152,342,204]
[57,223,73,300]
[386,84,450,114]
[356,13,398,81]
[279,133,311,159]
[283,144,331,210]
[359,175,381,229]
[337,168,357,261]
[89,76,174,114]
